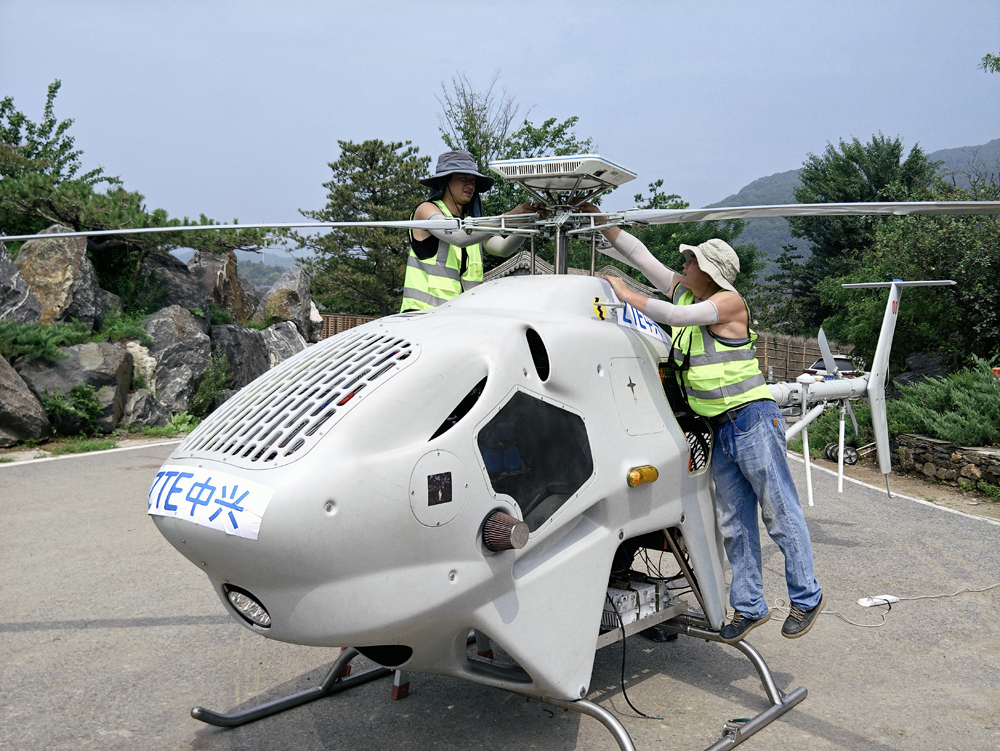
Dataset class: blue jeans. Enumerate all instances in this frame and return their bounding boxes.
[711,399,822,619]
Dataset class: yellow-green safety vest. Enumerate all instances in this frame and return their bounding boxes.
[669,288,773,418]
[400,200,483,312]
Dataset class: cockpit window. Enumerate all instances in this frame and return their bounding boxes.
[477,391,594,532]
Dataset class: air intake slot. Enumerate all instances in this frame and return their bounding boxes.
[430,376,487,440]
[173,329,419,469]
[525,329,549,381]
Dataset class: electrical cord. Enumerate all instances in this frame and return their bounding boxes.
[770,582,1000,629]
[605,593,661,720]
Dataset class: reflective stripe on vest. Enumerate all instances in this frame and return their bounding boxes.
[400,200,482,311]
[669,288,773,417]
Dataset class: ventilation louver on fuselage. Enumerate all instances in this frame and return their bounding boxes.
[174,329,418,469]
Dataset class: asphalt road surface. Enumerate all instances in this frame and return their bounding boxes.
[2,443,998,751]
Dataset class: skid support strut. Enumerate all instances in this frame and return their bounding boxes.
[662,613,808,750]
[191,647,391,728]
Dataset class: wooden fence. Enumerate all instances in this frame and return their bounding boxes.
[756,333,853,383]
[320,314,379,339]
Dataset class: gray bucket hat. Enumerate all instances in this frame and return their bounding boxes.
[420,150,494,193]
[679,239,740,293]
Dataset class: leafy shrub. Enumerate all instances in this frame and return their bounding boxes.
[188,354,232,418]
[243,318,273,330]
[187,307,205,319]
[93,312,153,345]
[0,320,90,362]
[892,358,1000,447]
[42,383,103,436]
[209,306,234,325]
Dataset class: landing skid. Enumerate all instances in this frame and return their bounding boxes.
[191,618,804,750]
[191,530,806,748]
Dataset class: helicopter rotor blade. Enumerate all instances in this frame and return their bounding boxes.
[0,219,464,244]
[621,200,1000,226]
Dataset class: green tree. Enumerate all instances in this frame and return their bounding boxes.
[755,245,807,333]
[1,81,279,314]
[438,73,595,270]
[980,52,1000,74]
[786,133,940,331]
[818,182,1000,373]
[295,140,429,315]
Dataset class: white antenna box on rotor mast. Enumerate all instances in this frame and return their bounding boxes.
[488,154,636,201]
[487,154,637,275]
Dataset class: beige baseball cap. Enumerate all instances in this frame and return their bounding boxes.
[679,239,740,293]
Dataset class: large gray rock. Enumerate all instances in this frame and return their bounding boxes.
[120,389,170,429]
[0,241,42,324]
[96,288,123,327]
[893,352,949,390]
[210,325,270,390]
[261,321,307,367]
[0,356,51,446]
[187,250,259,324]
[143,305,211,413]
[14,342,133,434]
[14,225,102,329]
[308,301,324,343]
[257,266,312,339]
[240,272,262,319]
[139,252,209,326]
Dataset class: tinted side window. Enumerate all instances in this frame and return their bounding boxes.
[478,391,594,532]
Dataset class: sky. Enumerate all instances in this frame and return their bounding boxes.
[2,1,998,232]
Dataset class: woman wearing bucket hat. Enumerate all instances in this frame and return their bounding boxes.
[578,203,825,645]
[401,150,540,312]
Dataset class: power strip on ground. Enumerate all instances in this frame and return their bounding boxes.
[858,595,900,608]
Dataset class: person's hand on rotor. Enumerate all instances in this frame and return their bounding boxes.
[506,201,549,220]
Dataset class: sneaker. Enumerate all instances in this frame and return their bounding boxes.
[719,610,770,643]
[781,593,827,639]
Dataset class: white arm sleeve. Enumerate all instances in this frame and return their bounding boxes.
[426,223,493,248]
[424,215,527,256]
[483,233,528,257]
[642,297,720,327]
[602,231,678,296]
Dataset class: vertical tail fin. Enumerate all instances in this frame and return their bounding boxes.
[842,280,956,476]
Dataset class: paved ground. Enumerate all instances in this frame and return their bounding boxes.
[2,443,998,751]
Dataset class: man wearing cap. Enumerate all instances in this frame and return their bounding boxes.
[579,203,825,644]
[402,150,538,312]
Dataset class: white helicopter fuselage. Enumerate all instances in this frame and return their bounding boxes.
[149,274,727,702]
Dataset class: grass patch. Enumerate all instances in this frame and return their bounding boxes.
[93,312,153,346]
[136,412,199,437]
[975,481,1000,502]
[0,456,14,463]
[48,437,117,455]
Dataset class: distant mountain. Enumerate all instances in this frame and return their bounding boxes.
[707,138,1000,276]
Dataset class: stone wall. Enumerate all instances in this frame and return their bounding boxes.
[894,434,1000,489]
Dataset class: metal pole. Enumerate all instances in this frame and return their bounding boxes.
[555,226,567,275]
[838,402,846,493]
[590,232,596,276]
[530,235,535,275]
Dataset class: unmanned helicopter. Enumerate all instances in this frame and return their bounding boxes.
[5,154,999,751]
